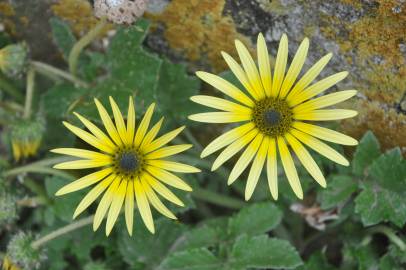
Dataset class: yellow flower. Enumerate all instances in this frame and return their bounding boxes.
[189,33,358,201]
[52,97,200,236]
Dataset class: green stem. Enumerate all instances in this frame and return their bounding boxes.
[23,67,35,119]
[68,17,107,75]
[192,187,246,209]
[367,225,406,251]
[4,156,74,179]
[0,72,24,102]
[31,215,94,249]
[31,61,89,88]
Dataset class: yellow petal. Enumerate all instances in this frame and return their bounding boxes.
[127,96,136,143]
[74,112,116,150]
[143,126,184,154]
[190,95,252,114]
[228,133,264,185]
[287,53,332,101]
[125,179,134,236]
[106,180,127,236]
[279,38,309,98]
[146,166,192,191]
[285,133,326,187]
[292,122,358,145]
[272,34,288,97]
[221,52,260,101]
[142,179,176,219]
[134,179,155,234]
[294,109,358,121]
[144,173,184,207]
[51,148,111,161]
[212,128,258,171]
[147,160,200,173]
[188,112,251,123]
[293,90,357,113]
[145,144,193,159]
[201,122,255,158]
[109,96,129,145]
[195,71,254,107]
[289,71,349,106]
[257,33,272,96]
[94,98,123,146]
[139,117,164,151]
[245,136,269,200]
[53,159,112,170]
[277,137,303,199]
[267,138,278,200]
[56,167,112,196]
[93,178,121,231]
[134,103,155,148]
[63,121,114,154]
[73,174,116,218]
[290,129,349,166]
[235,39,265,99]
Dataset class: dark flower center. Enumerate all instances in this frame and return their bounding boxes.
[252,97,293,137]
[119,152,138,172]
[264,110,281,126]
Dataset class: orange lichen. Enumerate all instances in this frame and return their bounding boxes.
[342,100,406,157]
[51,0,112,36]
[147,0,253,72]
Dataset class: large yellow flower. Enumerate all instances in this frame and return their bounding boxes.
[52,97,200,236]
[189,33,358,201]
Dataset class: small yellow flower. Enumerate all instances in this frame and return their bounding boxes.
[189,33,358,200]
[52,97,200,236]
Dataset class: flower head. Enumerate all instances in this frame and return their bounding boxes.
[189,33,358,200]
[5,232,44,270]
[0,43,28,78]
[10,119,45,162]
[52,97,199,236]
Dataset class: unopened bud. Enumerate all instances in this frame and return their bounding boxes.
[0,43,28,78]
[6,232,45,270]
[10,118,45,162]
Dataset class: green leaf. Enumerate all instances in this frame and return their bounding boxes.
[45,176,84,222]
[174,217,228,251]
[118,218,186,268]
[297,252,337,270]
[76,23,162,120]
[369,148,406,192]
[158,248,221,270]
[343,244,378,270]
[49,17,76,60]
[352,131,380,175]
[355,182,406,227]
[157,59,200,123]
[318,175,357,209]
[42,83,87,119]
[229,235,302,269]
[227,202,282,238]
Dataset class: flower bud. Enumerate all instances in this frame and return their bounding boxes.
[0,43,28,78]
[6,232,45,270]
[94,0,148,24]
[10,118,45,162]
[2,255,21,270]
[0,189,17,226]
